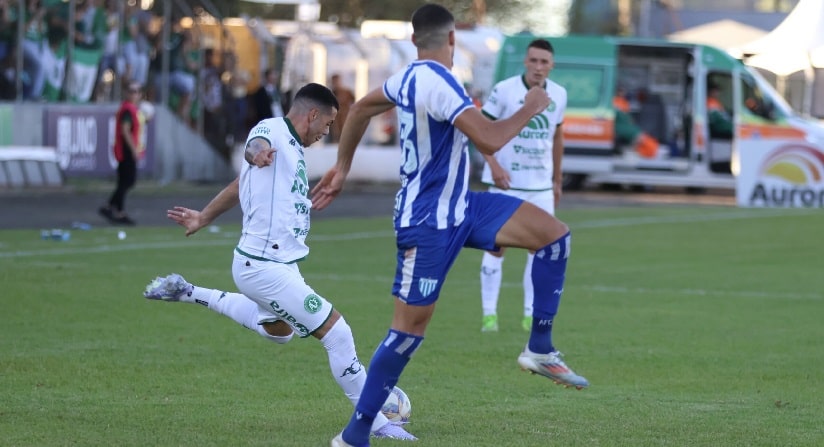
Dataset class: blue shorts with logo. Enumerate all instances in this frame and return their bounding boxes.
[391,191,523,305]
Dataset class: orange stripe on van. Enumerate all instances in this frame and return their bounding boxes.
[738,124,806,140]
[563,116,614,143]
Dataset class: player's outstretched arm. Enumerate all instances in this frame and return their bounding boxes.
[311,88,394,210]
[456,86,549,155]
[167,177,240,236]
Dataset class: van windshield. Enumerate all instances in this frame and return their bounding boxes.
[743,65,794,118]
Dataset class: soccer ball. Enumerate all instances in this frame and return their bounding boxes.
[381,386,412,423]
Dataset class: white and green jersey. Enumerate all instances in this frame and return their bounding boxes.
[480,75,567,191]
[236,117,311,263]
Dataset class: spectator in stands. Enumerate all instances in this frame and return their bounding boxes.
[99,81,145,226]
[0,0,13,99]
[74,0,106,50]
[707,82,733,139]
[0,0,12,62]
[201,48,228,158]
[122,2,150,88]
[19,0,47,100]
[168,28,198,125]
[251,67,285,124]
[329,73,354,143]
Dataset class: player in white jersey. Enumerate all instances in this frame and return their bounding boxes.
[478,39,572,334]
[141,83,415,442]
[311,5,588,447]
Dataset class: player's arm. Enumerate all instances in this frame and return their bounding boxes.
[244,137,275,168]
[311,87,394,210]
[553,123,564,188]
[168,177,240,236]
[455,86,549,155]
[335,87,395,175]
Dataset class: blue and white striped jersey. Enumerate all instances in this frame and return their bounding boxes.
[383,60,475,230]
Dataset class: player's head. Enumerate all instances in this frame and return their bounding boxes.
[289,83,339,146]
[411,4,455,54]
[524,39,555,88]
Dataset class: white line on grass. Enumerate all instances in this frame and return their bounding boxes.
[0,208,814,259]
[298,272,822,301]
[0,231,395,259]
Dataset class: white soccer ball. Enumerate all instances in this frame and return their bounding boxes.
[381,386,412,423]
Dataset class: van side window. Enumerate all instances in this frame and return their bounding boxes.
[550,65,605,108]
[706,73,733,140]
[740,76,776,121]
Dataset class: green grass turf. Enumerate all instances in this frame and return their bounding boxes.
[1,205,822,446]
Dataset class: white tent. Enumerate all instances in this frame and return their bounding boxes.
[667,20,766,57]
[739,0,824,76]
[735,0,824,117]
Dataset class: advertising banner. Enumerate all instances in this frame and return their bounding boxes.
[42,105,154,178]
[736,141,824,208]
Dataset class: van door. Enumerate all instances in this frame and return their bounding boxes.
[611,44,693,174]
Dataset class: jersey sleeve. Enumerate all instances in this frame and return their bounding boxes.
[481,82,505,120]
[428,68,474,124]
[555,85,568,124]
[245,119,274,148]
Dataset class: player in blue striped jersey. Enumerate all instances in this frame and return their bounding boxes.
[314,5,587,447]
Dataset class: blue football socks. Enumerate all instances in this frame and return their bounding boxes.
[342,329,423,445]
[528,232,570,354]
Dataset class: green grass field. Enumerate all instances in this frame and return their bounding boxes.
[2,205,823,446]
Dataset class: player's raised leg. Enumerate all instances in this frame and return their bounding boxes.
[494,202,588,389]
[144,274,294,343]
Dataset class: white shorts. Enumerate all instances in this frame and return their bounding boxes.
[487,186,555,215]
[232,250,333,338]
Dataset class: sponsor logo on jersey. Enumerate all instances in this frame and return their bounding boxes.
[291,159,309,197]
[253,126,270,135]
[268,300,310,336]
[519,114,551,140]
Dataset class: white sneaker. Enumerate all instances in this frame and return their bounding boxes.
[372,422,417,441]
[143,274,193,301]
[517,348,589,389]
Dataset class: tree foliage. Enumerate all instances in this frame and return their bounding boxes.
[180,0,543,31]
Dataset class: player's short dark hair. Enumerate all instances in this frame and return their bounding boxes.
[294,83,339,111]
[411,4,454,50]
[528,39,555,54]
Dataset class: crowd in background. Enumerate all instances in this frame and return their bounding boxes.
[0,0,281,161]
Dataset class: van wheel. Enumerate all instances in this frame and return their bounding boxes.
[562,173,586,191]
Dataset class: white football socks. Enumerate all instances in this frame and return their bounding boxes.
[320,317,391,431]
[189,287,293,344]
[523,252,535,317]
[480,252,504,316]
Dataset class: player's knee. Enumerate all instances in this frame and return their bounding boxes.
[261,320,294,340]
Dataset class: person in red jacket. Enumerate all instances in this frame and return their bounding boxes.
[99,82,144,225]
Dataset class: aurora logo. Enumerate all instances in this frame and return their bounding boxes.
[749,144,824,207]
[759,145,824,184]
[519,114,551,139]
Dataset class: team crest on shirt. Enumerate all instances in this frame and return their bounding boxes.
[418,277,439,298]
[304,293,322,313]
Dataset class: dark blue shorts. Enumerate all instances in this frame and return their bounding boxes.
[391,191,523,305]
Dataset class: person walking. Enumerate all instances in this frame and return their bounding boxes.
[99,82,144,225]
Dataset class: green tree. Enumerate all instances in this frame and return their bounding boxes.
[182,0,542,30]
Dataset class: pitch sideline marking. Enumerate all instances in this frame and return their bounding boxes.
[0,208,814,260]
